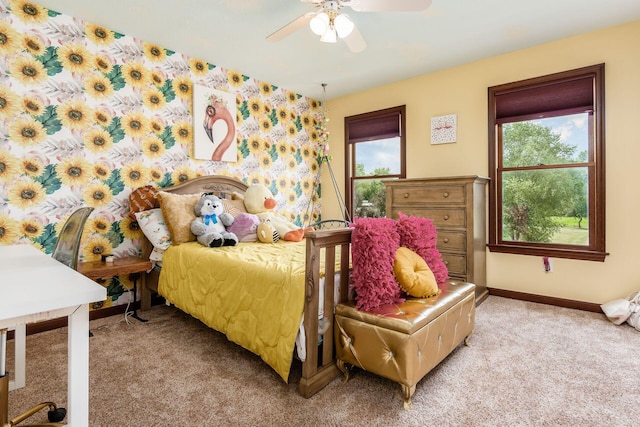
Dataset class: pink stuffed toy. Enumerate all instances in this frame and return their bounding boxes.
[395,212,449,286]
[226,212,260,242]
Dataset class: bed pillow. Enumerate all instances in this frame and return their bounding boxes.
[134,209,172,250]
[351,216,404,311]
[395,212,449,285]
[128,185,159,220]
[394,247,440,298]
[156,191,200,245]
[222,198,247,218]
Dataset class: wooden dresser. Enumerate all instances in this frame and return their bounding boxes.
[384,176,489,303]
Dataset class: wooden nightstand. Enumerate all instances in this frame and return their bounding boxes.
[78,256,152,322]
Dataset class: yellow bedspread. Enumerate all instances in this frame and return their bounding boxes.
[158,240,309,381]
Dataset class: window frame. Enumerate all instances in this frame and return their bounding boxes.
[344,105,406,219]
[487,64,607,262]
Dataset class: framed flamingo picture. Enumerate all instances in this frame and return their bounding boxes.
[193,84,237,162]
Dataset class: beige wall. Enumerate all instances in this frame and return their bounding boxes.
[323,19,640,304]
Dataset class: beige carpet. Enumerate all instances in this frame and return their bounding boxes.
[6,296,640,426]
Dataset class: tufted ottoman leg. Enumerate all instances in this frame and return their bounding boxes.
[336,359,351,382]
[464,331,474,346]
[401,384,416,409]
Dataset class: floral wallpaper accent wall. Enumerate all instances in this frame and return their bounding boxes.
[0,0,325,308]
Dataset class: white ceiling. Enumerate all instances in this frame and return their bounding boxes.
[34,0,640,100]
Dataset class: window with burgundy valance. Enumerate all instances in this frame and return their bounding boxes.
[488,64,607,261]
[344,105,406,218]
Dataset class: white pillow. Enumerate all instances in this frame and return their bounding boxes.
[601,298,633,325]
[149,247,165,263]
[135,209,172,251]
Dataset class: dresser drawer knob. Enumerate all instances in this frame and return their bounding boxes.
[403,193,409,198]
[444,260,449,265]
[443,192,449,198]
[443,215,449,221]
[443,238,449,243]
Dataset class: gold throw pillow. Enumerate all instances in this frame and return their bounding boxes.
[393,247,440,298]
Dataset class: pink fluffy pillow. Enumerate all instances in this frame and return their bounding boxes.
[395,212,449,286]
[351,217,404,311]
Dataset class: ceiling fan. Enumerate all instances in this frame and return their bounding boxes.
[266,0,432,53]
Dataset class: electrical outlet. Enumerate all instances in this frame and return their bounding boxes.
[542,256,553,273]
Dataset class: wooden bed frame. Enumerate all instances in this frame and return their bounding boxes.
[137,175,353,398]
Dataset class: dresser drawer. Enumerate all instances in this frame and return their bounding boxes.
[389,184,466,205]
[441,253,466,276]
[392,207,466,228]
[437,231,466,253]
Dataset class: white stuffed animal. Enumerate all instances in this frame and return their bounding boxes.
[244,184,308,242]
[190,194,238,247]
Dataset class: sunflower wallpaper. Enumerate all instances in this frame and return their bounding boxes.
[0,0,326,309]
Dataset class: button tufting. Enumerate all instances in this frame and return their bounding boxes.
[336,281,476,407]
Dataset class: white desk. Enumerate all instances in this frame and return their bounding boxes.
[0,244,106,427]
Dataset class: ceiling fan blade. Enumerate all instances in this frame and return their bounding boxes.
[343,25,366,53]
[266,12,316,42]
[348,0,432,12]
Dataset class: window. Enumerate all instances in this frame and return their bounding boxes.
[488,64,606,261]
[345,105,406,218]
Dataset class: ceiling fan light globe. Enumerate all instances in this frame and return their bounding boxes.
[334,14,354,38]
[310,12,329,36]
[320,27,337,43]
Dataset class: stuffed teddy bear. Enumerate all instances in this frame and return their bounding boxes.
[190,193,238,247]
[243,184,308,242]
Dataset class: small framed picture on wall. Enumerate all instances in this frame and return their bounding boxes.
[430,114,457,145]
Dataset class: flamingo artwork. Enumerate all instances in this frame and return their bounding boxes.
[193,84,237,162]
[202,93,236,161]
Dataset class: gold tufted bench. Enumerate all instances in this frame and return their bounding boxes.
[334,281,476,408]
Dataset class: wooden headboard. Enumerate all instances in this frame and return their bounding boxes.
[160,174,248,197]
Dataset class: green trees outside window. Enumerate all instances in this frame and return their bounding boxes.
[501,117,588,245]
[353,165,390,218]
